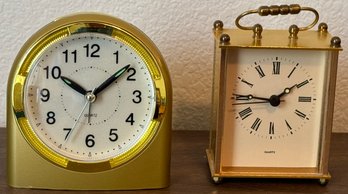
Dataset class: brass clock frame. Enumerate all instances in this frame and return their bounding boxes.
[206,5,342,184]
[7,13,172,190]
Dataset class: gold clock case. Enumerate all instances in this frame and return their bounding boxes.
[206,22,342,183]
[7,13,172,190]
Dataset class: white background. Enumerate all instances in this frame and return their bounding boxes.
[0,0,347,132]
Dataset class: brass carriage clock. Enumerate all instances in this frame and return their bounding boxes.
[206,4,342,184]
[7,13,172,190]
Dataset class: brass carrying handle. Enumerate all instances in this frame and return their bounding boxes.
[235,4,319,31]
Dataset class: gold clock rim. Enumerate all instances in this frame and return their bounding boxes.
[208,26,341,179]
[10,13,168,172]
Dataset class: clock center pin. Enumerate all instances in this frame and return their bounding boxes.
[269,95,280,107]
[85,91,96,103]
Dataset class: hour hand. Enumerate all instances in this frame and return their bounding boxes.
[61,76,87,96]
[277,84,297,98]
[232,93,269,101]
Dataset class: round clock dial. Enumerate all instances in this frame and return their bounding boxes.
[23,32,156,162]
[231,56,316,139]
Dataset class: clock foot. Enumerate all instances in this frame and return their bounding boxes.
[319,178,329,185]
[212,176,223,184]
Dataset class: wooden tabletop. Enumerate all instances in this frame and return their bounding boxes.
[1,128,348,194]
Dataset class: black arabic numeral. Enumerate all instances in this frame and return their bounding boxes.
[126,113,135,125]
[85,134,95,147]
[109,129,118,142]
[40,88,50,102]
[46,111,56,124]
[44,66,61,79]
[83,44,100,57]
[132,90,142,103]
[127,67,136,81]
[62,49,77,63]
[63,128,72,140]
[113,51,119,64]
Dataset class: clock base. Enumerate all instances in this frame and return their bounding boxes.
[206,149,331,185]
[7,112,171,190]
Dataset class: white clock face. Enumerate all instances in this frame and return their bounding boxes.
[221,48,328,168]
[24,32,156,162]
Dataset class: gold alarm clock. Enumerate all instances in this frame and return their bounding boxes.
[206,4,342,184]
[7,13,172,190]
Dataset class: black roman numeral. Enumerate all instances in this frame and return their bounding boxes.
[238,107,252,120]
[298,96,312,102]
[295,109,308,119]
[297,79,310,88]
[255,65,266,78]
[269,122,275,135]
[272,61,280,75]
[238,77,254,88]
[288,63,299,78]
[285,120,293,134]
[251,118,262,131]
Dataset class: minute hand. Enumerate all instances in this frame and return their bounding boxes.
[251,95,270,101]
[94,64,130,96]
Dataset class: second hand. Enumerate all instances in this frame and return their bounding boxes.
[65,100,89,143]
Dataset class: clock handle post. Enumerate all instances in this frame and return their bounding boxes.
[235,4,319,37]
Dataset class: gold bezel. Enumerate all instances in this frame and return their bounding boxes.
[10,13,167,172]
